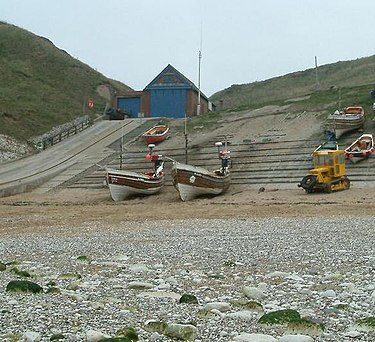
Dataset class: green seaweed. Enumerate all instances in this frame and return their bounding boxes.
[6,280,43,293]
[355,317,375,328]
[258,309,301,325]
[179,294,198,304]
[114,326,138,341]
[0,261,6,271]
[10,267,31,277]
[231,299,263,312]
[77,255,91,263]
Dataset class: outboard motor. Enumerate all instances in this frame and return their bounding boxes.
[145,144,164,176]
[215,141,231,175]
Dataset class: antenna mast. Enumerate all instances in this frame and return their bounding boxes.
[197,24,203,116]
[315,56,320,90]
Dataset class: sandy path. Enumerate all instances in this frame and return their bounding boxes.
[1,105,373,232]
[0,185,374,233]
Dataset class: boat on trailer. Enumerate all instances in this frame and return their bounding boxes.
[106,144,165,201]
[344,133,374,164]
[172,142,231,201]
[326,106,365,139]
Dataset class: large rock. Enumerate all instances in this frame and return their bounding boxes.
[226,310,255,321]
[258,309,301,325]
[278,335,314,342]
[144,321,168,334]
[22,331,41,342]
[202,301,231,312]
[164,323,198,341]
[128,281,153,290]
[6,280,43,293]
[144,321,198,341]
[85,330,110,342]
[114,326,138,340]
[230,333,277,341]
[179,293,198,304]
[243,286,265,301]
[231,299,263,312]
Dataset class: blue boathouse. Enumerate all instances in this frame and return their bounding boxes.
[115,64,212,118]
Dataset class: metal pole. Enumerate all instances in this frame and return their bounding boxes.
[197,50,202,116]
[184,112,188,164]
[315,56,320,90]
[83,97,86,116]
[120,119,125,169]
[197,25,203,116]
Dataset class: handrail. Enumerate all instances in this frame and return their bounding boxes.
[31,116,92,151]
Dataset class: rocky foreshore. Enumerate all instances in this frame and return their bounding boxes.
[0,134,31,164]
[0,217,374,341]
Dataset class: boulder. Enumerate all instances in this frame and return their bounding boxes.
[6,280,43,293]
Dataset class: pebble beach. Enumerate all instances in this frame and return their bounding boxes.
[1,217,374,341]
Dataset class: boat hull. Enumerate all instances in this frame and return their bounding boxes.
[327,107,365,139]
[106,169,164,201]
[344,133,374,164]
[332,125,364,139]
[172,162,230,201]
[347,155,367,164]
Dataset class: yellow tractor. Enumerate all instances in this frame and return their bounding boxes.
[298,150,350,193]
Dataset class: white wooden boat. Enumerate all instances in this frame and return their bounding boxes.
[326,106,365,139]
[106,168,164,201]
[106,145,165,201]
[172,142,231,201]
[344,133,374,164]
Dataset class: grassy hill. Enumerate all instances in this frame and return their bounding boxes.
[0,22,131,141]
[210,56,375,117]
[2,21,375,146]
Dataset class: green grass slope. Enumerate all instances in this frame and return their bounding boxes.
[0,22,131,141]
[210,56,375,116]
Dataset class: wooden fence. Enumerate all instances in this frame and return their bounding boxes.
[38,117,92,150]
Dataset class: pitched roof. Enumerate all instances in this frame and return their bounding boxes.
[144,64,208,100]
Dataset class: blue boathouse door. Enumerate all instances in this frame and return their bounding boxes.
[117,97,141,117]
[150,89,186,118]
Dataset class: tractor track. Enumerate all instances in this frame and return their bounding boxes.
[0,121,134,187]
[63,131,375,191]
[2,116,374,196]
[0,119,158,197]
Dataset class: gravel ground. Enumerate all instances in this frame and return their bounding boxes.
[1,217,374,341]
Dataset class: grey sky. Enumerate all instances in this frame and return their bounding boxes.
[1,0,375,97]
